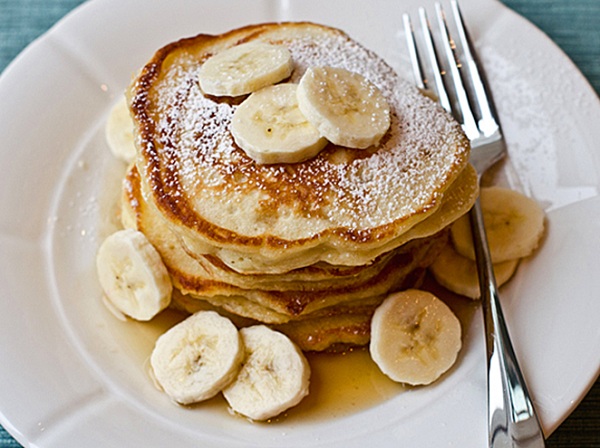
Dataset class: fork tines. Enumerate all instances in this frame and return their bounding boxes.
[402,0,500,143]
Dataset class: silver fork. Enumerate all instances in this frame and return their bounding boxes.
[403,2,546,447]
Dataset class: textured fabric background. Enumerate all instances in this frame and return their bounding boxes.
[0,0,598,446]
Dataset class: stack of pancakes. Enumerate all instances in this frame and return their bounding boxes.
[123,22,478,351]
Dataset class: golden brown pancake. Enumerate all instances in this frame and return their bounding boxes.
[127,22,473,274]
[122,164,449,324]
[169,268,429,353]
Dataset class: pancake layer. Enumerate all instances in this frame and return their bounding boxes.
[128,22,472,274]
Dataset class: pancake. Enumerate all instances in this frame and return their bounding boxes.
[122,163,476,286]
[123,165,400,292]
[171,290,395,353]
[169,267,428,353]
[127,21,473,274]
[122,164,450,324]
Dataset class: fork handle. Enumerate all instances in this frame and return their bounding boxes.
[469,198,546,448]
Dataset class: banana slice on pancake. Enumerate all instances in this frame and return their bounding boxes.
[231,83,328,164]
[430,243,520,299]
[370,290,461,386]
[150,311,244,405]
[451,187,545,263]
[96,229,172,321]
[198,42,293,97]
[223,325,310,421]
[297,66,391,148]
[105,96,136,163]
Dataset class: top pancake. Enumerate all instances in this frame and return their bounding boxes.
[128,22,471,273]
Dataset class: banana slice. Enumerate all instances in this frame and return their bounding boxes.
[96,229,172,321]
[370,290,461,386]
[231,83,328,164]
[198,42,293,97]
[430,243,520,299]
[150,311,244,405]
[451,186,545,263]
[297,66,390,149]
[105,96,136,163]
[222,325,310,421]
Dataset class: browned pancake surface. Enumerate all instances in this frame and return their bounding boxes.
[128,22,470,269]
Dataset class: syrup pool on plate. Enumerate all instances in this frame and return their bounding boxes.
[134,309,406,422]
[119,289,477,424]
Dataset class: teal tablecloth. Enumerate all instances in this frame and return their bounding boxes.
[1,0,599,447]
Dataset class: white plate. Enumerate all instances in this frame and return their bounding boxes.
[1,0,599,446]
